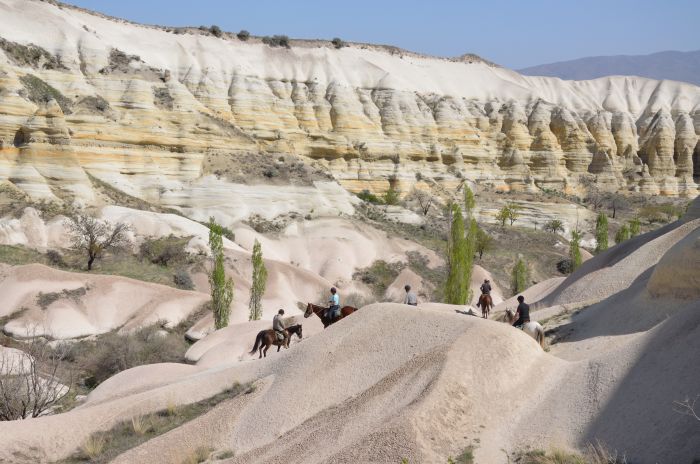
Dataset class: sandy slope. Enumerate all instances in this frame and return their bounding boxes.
[0,263,208,338]
[0,210,697,463]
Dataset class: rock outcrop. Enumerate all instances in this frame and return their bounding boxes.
[0,0,698,222]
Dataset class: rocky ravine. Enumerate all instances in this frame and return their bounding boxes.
[0,0,698,225]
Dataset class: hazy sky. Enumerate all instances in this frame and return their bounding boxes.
[63,0,699,69]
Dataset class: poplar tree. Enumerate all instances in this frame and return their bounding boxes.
[615,224,630,244]
[208,218,234,329]
[445,204,468,304]
[595,212,609,253]
[248,239,268,321]
[570,230,583,271]
[629,217,641,237]
[512,258,529,293]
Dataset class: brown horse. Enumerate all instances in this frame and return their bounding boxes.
[249,324,303,359]
[478,294,493,319]
[304,303,358,328]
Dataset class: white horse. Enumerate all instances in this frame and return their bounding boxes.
[504,309,546,349]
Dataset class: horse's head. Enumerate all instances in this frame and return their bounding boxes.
[304,303,313,318]
[504,308,515,323]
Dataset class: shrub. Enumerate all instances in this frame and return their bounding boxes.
[18,74,72,114]
[262,35,290,48]
[237,30,250,41]
[209,25,222,37]
[140,235,189,267]
[357,189,383,204]
[173,269,194,290]
[382,187,400,205]
[353,260,404,297]
[556,258,573,275]
[464,185,475,218]
[496,205,510,227]
[78,325,188,387]
[331,37,345,49]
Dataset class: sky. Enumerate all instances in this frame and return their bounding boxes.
[62,0,700,69]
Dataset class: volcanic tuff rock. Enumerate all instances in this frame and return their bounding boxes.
[0,0,698,224]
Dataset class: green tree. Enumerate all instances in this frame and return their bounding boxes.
[629,217,641,237]
[496,204,510,228]
[248,239,268,321]
[208,218,234,329]
[464,185,475,218]
[594,212,609,253]
[615,224,630,244]
[464,217,478,303]
[544,219,564,234]
[512,258,529,294]
[475,227,493,259]
[445,204,468,305]
[570,230,582,271]
[506,203,521,226]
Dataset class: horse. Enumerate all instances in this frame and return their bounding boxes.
[478,293,493,319]
[304,303,358,328]
[249,324,303,359]
[504,309,545,349]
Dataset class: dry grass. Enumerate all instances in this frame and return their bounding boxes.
[513,443,626,464]
[181,446,213,464]
[79,434,106,460]
[58,383,249,464]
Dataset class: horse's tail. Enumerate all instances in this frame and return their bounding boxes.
[250,331,264,354]
[537,325,546,349]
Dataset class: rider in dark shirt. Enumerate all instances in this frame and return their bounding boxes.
[512,295,530,327]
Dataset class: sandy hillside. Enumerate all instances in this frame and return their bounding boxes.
[0,263,208,338]
[0,201,697,464]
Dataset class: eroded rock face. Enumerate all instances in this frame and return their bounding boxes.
[0,0,698,215]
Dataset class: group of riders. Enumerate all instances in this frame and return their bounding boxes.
[270,280,531,346]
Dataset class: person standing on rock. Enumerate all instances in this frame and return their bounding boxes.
[273,309,290,348]
[326,287,340,321]
[403,285,418,306]
[512,295,530,328]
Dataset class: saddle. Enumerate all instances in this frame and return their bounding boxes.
[274,330,286,341]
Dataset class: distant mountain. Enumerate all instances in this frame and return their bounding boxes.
[519,50,700,86]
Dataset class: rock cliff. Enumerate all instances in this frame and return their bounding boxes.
[0,0,698,223]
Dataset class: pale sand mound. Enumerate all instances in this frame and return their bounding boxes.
[0,264,208,339]
[234,218,442,284]
[535,218,700,308]
[647,227,700,299]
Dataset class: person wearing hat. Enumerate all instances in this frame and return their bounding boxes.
[477,279,492,308]
[326,287,340,321]
[403,284,418,306]
[272,308,289,347]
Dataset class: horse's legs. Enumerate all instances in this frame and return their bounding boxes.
[258,344,263,359]
[263,345,269,357]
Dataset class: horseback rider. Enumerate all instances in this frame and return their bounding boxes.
[403,284,418,306]
[512,295,530,328]
[326,287,340,321]
[272,309,289,347]
[476,279,491,308]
